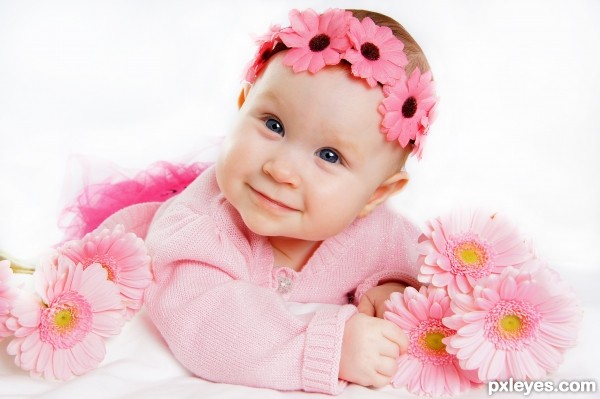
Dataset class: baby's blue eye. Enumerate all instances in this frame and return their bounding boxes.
[265,118,284,135]
[316,148,340,164]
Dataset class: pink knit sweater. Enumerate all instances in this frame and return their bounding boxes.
[101,165,420,395]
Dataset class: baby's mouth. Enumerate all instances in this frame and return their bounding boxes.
[250,186,299,212]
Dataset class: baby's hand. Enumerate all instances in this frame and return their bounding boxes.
[357,282,406,318]
[339,313,407,388]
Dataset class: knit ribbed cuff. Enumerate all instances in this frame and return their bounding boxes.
[302,304,357,394]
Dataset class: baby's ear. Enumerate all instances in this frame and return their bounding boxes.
[359,171,409,218]
[237,82,252,109]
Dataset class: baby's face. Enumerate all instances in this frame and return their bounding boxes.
[216,53,405,241]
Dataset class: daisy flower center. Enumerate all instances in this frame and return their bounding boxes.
[485,299,541,350]
[409,319,456,366]
[260,45,273,61]
[308,34,330,52]
[360,42,380,61]
[446,234,494,280]
[500,315,522,332]
[40,291,93,349]
[54,309,73,328]
[85,255,119,282]
[401,96,418,118]
[423,331,446,351]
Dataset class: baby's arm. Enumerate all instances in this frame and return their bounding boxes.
[145,250,356,394]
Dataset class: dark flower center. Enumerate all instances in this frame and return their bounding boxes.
[260,48,272,61]
[309,34,331,52]
[360,42,380,61]
[402,96,418,118]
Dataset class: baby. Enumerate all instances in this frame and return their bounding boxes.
[100,7,436,395]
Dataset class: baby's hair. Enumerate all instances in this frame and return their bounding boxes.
[348,9,432,76]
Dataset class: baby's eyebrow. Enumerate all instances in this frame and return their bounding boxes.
[257,89,284,108]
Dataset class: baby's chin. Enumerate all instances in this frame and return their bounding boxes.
[238,214,315,242]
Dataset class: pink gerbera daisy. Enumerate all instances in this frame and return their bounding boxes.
[344,16,407,87]
[443,260,582,381]
[379,68,437,155]
[279,8,352,74]
[58,225,152,319]
[0,260,17,339]
[384,286,479,396]
[418,209,533,298]
[243,24,281,83]
[6,259,124,380]
[410,100,437,159]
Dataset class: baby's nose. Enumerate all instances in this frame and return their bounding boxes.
[262,156,301,187]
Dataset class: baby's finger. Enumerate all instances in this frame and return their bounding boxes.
[379,339,400,359]
[356,296,375,316]
[370,371,393,389]
[381,320,408,353]
[376,355,399,378]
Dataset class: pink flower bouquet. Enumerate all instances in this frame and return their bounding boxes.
[1,225,152,380]
[385,209,582,396]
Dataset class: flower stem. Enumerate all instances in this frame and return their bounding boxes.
[0,251,35,274]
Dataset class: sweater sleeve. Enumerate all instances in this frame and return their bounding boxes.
[143,203,356,394]
[352,207,422,304]
[145,263,356,393]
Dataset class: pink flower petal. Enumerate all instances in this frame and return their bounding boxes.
[481,348,506,381]
[499,276,517,299]
[513,349,545,380]
[538,322,579,347]
[35,343,53,374]
[450,329,484,350]
[431,271,454,287]
[507,350,526,380]
[454,335,486,360]
[456,321,485,337]
[462,310,487,323]
[527,340,563,371]
[429,302,444,319]
[52,349,70,380]
[407,297,429,321]
[464,339,495,371]
[455,275,472,294]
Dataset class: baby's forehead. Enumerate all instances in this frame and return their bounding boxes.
[256,53,383,102]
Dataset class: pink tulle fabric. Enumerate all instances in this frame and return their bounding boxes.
[59,161,211,242]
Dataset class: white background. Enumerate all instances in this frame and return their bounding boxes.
[1,0,599,303]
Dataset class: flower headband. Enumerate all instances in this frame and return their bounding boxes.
[243,8,438,159]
